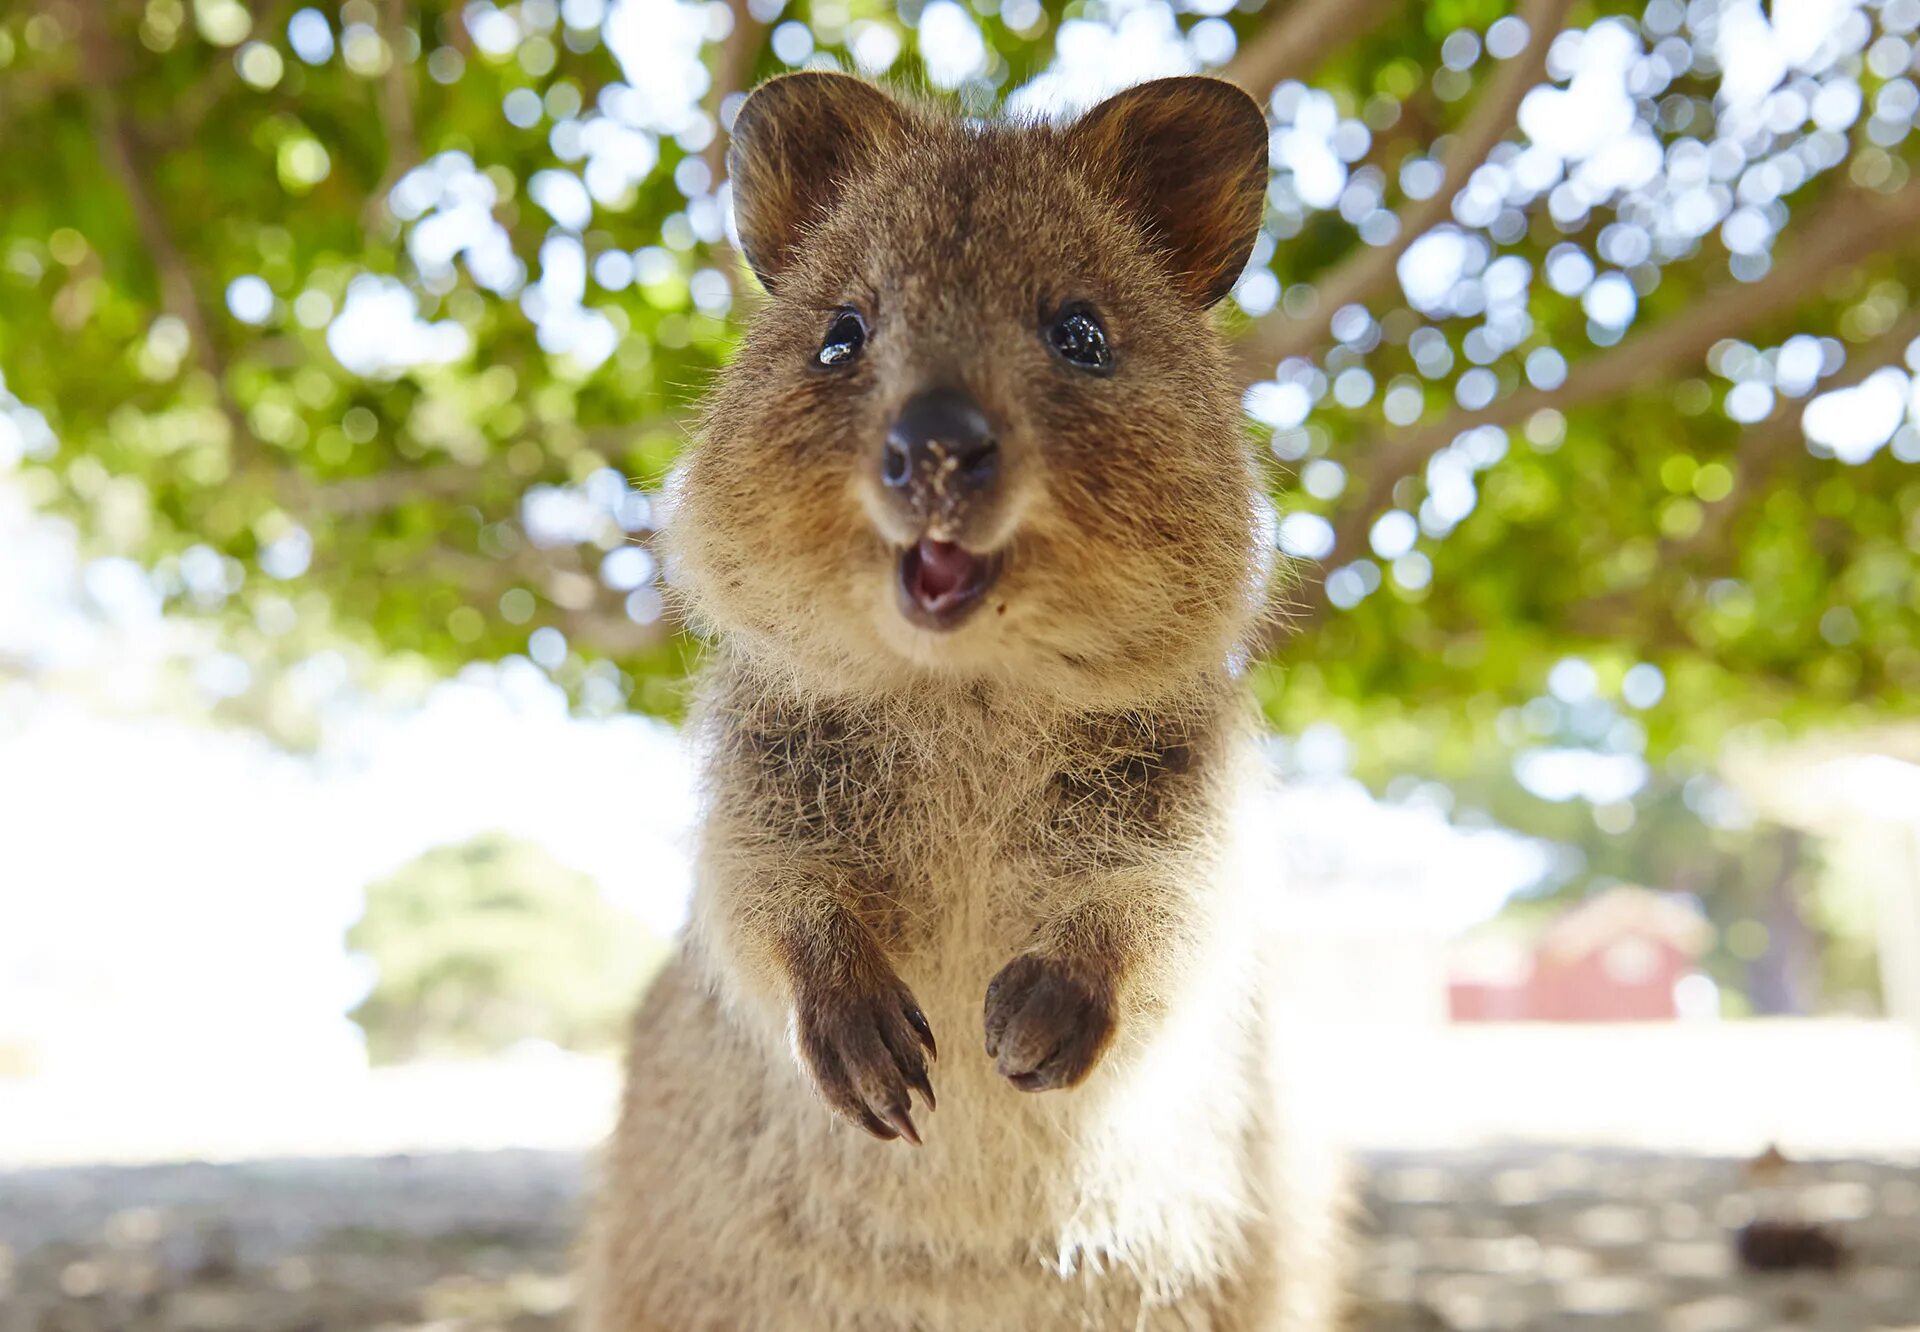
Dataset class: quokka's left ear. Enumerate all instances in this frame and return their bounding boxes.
[1067,77,1269,307]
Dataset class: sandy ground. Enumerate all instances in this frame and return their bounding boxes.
[2,1147,1918,1331]
[4,1024,1919,1330]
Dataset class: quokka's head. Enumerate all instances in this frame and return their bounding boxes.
[671,73,1271,707]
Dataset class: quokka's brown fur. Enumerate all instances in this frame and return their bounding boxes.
[582,73,1347,1330]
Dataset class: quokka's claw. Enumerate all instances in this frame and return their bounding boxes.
[905,1004,938,1059]
[795,969,939,1145]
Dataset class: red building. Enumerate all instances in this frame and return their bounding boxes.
[1449,887,1712,1023]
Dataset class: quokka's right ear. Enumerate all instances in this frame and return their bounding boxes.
[727,73,909,291]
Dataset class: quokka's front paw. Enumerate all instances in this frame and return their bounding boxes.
[793,965,937,1144]
[982,954,1117,1092]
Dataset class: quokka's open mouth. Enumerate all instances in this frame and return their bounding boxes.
[897,538,1001,630]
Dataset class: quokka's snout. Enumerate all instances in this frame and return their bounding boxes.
[875,386,1007,630]
[880,387,1001,535]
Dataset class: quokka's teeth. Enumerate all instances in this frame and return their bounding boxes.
[913,539,977,601]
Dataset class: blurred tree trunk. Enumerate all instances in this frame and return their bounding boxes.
[1749,829,1821,1017]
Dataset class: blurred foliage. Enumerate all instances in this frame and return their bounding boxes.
[4,0,1920,984]
[347,832,664,1061]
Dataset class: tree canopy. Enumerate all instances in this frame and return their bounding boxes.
[4,0,1918,768]
[347,831,665,1061]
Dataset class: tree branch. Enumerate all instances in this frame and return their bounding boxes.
[1568,305,1920,638]
[308,464,493,515]
[1261,181,1920,645]
[77,4,268,477]
[364,0,421,229]
[1221,0,1399,99]
[306,416,694,516]
[432,543,676,656]
[552,604,678,656]
[700,0,765,306]
[378,0,419,165]
[1235,0,1577,379]
[0,65,72,140]
[1278,178,1920,636]
[702,0,762,184]
[1685,308,1920,556]
[80,20,210,371]
[157,0,304,144]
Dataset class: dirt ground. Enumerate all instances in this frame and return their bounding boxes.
[2,1147,1916,1332]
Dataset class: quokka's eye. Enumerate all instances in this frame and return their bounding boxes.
[1046,305,1112,373]
[817,308,867,368]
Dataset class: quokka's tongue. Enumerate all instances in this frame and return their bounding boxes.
[911,539,977,603]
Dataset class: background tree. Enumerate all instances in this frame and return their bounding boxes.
[5,0,1919,1006]
[347,832,666,1061]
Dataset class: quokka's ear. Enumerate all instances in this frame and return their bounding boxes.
[1068,77,1269,307]
[726,72,909,291]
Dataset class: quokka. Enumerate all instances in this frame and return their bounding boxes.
[583,72,1346,1331]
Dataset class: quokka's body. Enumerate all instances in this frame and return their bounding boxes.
[583,73,1346,1330]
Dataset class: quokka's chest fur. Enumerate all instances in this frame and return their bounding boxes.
[619,667,1288,1302]
[585,663,1312,1332]
[699,661,1239,952]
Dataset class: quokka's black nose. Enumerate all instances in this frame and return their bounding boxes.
[882,388,999,503]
